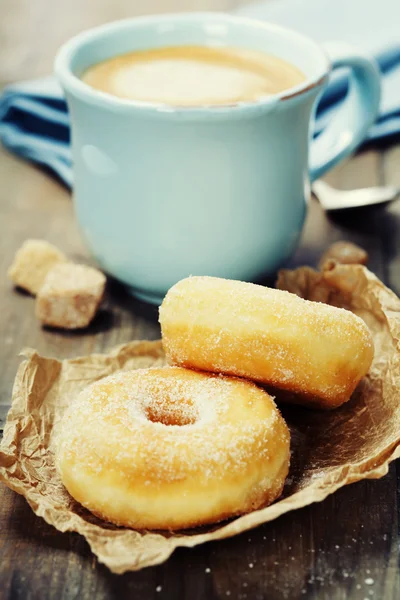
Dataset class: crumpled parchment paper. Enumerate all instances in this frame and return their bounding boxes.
[0,264,399,573]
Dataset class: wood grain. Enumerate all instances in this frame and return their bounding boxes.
[0,1,399,599]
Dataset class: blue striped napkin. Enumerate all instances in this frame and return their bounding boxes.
[1,0,400,189]
[0,77,72,186]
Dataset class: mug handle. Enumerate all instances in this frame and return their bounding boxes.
[309,42,381,182]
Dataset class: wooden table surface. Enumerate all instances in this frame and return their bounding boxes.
[0,1,399,599]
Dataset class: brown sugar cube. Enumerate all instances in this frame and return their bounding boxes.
[35,263,106,329]
[8,239,68,295]
[318,241,368,271]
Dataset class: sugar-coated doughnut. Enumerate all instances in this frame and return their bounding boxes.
[55,366,290,530]
[159,276,374,410]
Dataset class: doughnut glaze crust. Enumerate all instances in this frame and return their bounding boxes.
[159,276,374,409]
[55,366,290,530]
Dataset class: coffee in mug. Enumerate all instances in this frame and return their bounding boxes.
[81,45,305,106]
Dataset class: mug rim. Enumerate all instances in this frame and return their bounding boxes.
[55,12,330,117]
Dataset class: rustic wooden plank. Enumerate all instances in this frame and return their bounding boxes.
[0,0,398,598]
[1,469,397,600]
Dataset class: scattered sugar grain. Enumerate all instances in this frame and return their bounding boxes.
[205,568,211,573]
[248,563,254,568]
[156,586,162,592]
[365,578,374,585]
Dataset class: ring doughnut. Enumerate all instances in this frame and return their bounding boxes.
[55,366,290,530]
[159,276,374,410]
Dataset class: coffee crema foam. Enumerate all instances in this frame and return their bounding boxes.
[81,45,306,106]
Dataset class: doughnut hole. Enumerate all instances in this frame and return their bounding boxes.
[144,396,199,426]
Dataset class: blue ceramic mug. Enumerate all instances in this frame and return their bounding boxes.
[55,13,380,304]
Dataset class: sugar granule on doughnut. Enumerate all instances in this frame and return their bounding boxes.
[159,276,374,410]
[55,367,290,530]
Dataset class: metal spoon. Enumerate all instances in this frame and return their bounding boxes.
[312,180,399,211]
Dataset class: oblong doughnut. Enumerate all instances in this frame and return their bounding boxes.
[159,276,374,409]
[55,366,290,530]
